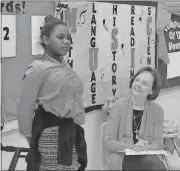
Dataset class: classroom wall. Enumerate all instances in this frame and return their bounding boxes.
[1,1,55,119]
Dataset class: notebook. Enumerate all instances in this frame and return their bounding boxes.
[124,149,168,156]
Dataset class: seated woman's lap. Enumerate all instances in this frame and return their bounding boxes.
[122,155,167,170]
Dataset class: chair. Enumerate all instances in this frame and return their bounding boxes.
[100,122,108,170]
[163,120,180,158]
[1,145,29,170]
[163,132,180,162]
[100,122,172,170]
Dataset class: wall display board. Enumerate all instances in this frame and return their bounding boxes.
[54,1,156,108]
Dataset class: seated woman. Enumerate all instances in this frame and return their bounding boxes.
[105,66,167,170]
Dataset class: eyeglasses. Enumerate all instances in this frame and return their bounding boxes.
[134,78,151,88]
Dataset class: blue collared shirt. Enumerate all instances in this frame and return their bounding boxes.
[17,55,85,137]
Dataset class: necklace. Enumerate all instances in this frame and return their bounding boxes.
[133,111,143,140]
[133,111,143,120]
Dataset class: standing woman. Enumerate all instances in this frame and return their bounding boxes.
[18,15,87,171]
[105,66,167,170]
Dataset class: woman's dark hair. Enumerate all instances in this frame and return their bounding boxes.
[129,66,162,101]
[39,15,67,49]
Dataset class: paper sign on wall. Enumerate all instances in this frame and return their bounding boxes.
[164,14,180,79]
[167,52,180,79]
[1,15,16,58]
[31,16,46,55]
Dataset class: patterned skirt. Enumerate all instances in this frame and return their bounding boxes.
[38,126,80,171]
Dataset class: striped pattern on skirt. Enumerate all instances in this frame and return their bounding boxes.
[38,126,80,170]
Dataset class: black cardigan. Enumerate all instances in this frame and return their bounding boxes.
[26,105,87,171]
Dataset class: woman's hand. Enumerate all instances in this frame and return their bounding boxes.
[133,145,144,151]
[133,139,149,151]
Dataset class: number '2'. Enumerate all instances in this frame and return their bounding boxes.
[3,27,9,40]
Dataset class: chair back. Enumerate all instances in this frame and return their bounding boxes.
[100,122,108,170]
